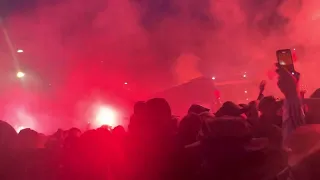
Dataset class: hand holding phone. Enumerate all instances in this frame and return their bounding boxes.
[276,49,300,81]
[276,49,294,71]
[275,63,299,97]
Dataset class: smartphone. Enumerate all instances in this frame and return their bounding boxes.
[276,49,300,80]
[276,49,294,72]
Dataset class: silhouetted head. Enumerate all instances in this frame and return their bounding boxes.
[18,128,39,149]
[215,101,247,117]
[259,96,282,116]
[133,101,147,115]
[146,98,172,121]
[112,125,126,137]
[0,120,17,152]
[188,104,210,115]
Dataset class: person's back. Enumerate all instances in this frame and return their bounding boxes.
[67,129,111,180]
[127,98,179,180]
[177,113,201,147]
[198,117,283,180]
[201,137,270,180]
[0,120,18,179]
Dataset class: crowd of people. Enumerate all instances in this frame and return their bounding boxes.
[0,64,319,180]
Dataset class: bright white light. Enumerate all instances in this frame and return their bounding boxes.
[17,71,25,78]
[95,106,117,127]
[16,126,25,133]
[292,72,295,75]
[16,108,36,131]
[243,74,247,78]
[124,82,128,85]
[212,77,216,80]
[244,90,248,93]
[17,49,24,53]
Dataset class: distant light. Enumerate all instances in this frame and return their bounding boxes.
[244,90,248,93]
[243,74,247,78]
[246,98,249,101]
[124,82,128,85]
[17,49,23,53]
[17,71,25,78]
[291,72,295,75]
[95,106,118,127]
[211,77,216,80]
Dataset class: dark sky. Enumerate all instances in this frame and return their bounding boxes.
[0,0,37,17]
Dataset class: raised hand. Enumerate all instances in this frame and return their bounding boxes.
[300,86,307,99]
[259,80,266,92]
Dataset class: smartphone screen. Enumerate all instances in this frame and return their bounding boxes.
[277,49,293,65]
[276,49,300,80]
[277,49,295,70]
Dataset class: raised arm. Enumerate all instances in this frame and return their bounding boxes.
[257,80,266,100]
[276,65,306,142]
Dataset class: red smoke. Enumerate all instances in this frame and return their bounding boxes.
[1,0,320,131]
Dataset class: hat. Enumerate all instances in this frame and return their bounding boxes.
[188,104,210,115]
[199,111,215,121]
[215,101,247,117]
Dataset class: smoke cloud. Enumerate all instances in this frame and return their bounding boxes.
[0,0,294,90]
[1,0,320,130]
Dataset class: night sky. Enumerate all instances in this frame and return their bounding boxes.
[0,0,290,96]
[3,0,319,132]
